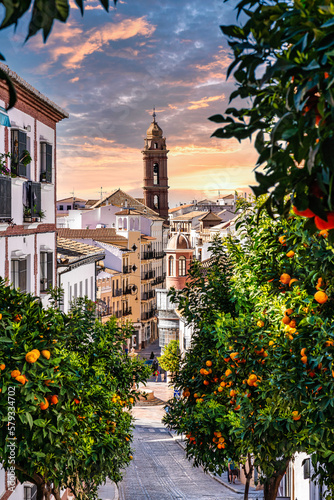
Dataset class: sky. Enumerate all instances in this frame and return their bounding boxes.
[0,0,257,206]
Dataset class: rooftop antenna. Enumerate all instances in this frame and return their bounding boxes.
[98,187,107,200]
[152,106,156,123]
[70,188,75,201]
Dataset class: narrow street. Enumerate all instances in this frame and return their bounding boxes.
[118,381,263,500]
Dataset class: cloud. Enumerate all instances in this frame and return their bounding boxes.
[31,16,155,71]
[187,94,226,110]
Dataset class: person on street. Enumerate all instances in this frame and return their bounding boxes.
[149,351,155,359]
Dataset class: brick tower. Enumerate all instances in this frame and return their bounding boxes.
[143,109,169,219]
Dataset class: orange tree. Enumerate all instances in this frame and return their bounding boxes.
[210,0,334,233]
[165,203,334,500]
[0,280,150,500]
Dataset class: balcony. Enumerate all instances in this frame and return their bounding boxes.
[141,270,156,281]
[113,288,122,297]
[155,251,165,259]
[141,309,156,321]
[123,265,132,274]
[123,286,133,295]
[153,273,166,286]
[142,290,155,301]
[115,310,122,318]
[123,307,132,317]
[141,250,155,260]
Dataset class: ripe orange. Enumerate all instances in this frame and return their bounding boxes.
[0,364,5,370]
[301,348,307,356]
[301,356,308,364]
[13,314,22,322]
[292,410,301,421]
[230,389,236,397]
[25,351,39,363]
[0,313,2,320]
[280,273,291,285]
[289,278,298,286]
[286,251,295,258]
[40,398,49,410]
[289,320,296,328]
[11,370,21,378]
[278,236,286,245]
[41,350,51,360]
[230,352,239,360]
[325,340,334,347]
[257,320,264,328]
[15,375,26,384]
[50,395,59,405]
[319,229,328,238]
[225,369,232,377]
[282,315,291,325]
[314,291,328,304]
[203,380,209,386]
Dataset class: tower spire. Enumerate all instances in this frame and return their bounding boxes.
[152,107,156,123]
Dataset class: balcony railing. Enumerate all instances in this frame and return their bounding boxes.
[113,288,123,297]
[141,309,156,321]
[123,265,131,274]
[141,270,156,281]
[115,310,122,318]
[123,307,132,317]
[141,251,155,260]
[153,273,166,286]
[142,290,155,301]
[155,251,165,259]
[123,286,132,295]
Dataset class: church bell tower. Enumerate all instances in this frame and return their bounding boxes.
[142,109,169,220]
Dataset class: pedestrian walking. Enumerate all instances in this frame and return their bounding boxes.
[228,458,239,483]
[153,368,160,382]
[149,351,155,359]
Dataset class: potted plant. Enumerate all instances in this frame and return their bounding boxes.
[38,209,46,221]
[23,206,31,222]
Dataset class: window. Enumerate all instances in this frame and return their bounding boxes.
[59,205,63,211]
[11,129,28,176]
[168,256,174,277]
[0,176,11,220]
[74,284,77,299]
[11,259,27,292]
[67,205,71,210]
[154,142,158,149]
[40,252,53,292]
[85,279,88,296]
[153,163,159,185]
[40,142,52,183]
[26,181,41,218]
[179,256,186,276]
[154,195,159,210]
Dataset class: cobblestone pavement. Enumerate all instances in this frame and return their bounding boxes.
[118,382,264,500]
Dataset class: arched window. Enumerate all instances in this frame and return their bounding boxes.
[154,195,159,210]
[168,256,174,277]
[153,163,159,185]
[179,256,186,276]
[123,218,127,230]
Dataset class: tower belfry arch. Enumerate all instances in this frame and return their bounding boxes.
[142,109,169,220]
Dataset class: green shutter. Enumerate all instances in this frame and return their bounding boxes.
[18,130,27,177]
[47,252,53,289]
[46,144,52,183]
[0,176,12,219]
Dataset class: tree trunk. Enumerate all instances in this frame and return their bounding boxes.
[36,483,45,500]
[242,453,254,500]
[52,486,61,500]
[263,460,289,500]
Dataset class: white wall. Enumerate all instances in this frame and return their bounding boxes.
[58,261,96,314]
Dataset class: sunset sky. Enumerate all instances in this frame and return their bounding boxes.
[0,0,257,206]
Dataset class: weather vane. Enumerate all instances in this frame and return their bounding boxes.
[152,106,156,123]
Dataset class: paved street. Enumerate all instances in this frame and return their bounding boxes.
[118,382,264,500]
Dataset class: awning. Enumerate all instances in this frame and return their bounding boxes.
[0,106,10,127]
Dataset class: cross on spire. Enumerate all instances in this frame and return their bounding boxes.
[152,107,156,123]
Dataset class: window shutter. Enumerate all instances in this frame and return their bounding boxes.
[0,176,12,219]
[19,259,27,292]
[46,144,52,182]
[47,252,53,289]
[18,130,27,177]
